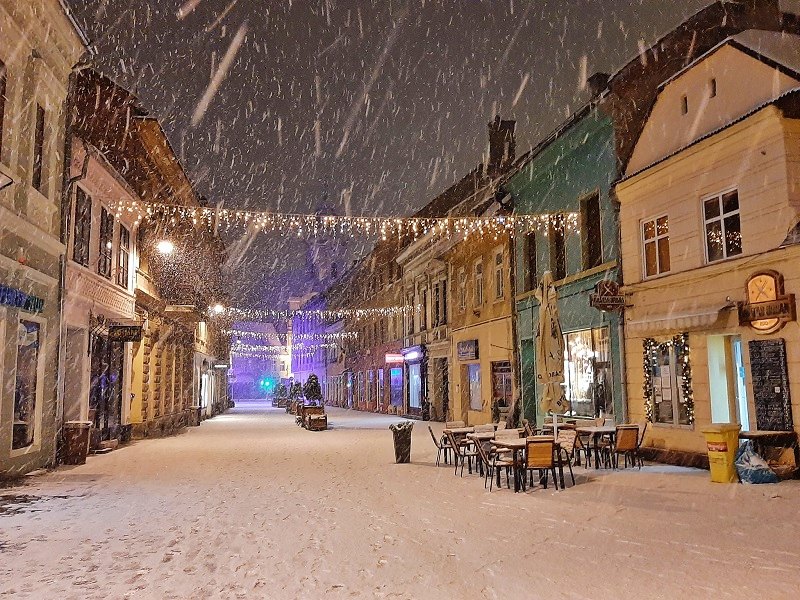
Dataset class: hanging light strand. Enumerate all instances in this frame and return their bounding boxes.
[111,199,580,240]
[224,329,358,343]
[217,305,416,322]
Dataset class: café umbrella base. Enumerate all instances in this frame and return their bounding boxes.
[390,421,413,463]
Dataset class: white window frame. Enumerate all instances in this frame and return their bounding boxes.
[640,214,670,279]
[702,188,742,264]
[10,313,47,457]
[473,260,483,307]
[494,249,504,299]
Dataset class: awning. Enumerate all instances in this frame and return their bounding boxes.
[626,305,726,334]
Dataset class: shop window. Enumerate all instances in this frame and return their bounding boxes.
[581,193,602,270]
[524,231,537,291]
[73,187,91,267]
[12,320,41,450]
[98,207,114,278]
[366,370,373,407]
[466,363,482,410]
[704,190,742,262]
[644,335,693,427]
[549,216,566,280]
[390,367,403,407]
[642,215,670,277]
[474,261,483,306]
[408,363,422,409]
[491,361,512,406]
[117,225,130,288]
[377,369,385,407]
[494,251,504,299]
[32,104,46,193]
[563,327,613,417]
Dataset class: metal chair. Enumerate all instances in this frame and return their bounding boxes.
[613,425,642,469]
[555,429,577,486]
[446,430,479,477]
[523,436,559,490]
[428,425,451,466]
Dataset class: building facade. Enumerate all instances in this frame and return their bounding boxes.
[617,34,800,462]
[0,0,87,476]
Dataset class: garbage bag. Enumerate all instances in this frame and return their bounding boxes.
[734,440,779,484]
[389,421,413,463]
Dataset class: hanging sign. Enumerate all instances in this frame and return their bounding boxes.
[738,271,796,334]
[108,325,143,343]
[457,339,479,361]
[589,280,625,312]
[0,284,44,313]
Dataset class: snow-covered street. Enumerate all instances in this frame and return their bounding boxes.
[1,402,799,599]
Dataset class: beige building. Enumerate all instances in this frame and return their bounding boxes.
[617,32,800,461]
[0,0,87,476]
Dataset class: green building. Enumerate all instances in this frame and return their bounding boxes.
[504,106,625,425]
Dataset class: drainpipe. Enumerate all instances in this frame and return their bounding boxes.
[498,191,522,427]
[611,188,628,423]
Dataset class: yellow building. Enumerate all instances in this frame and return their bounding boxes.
[617,32,800,462]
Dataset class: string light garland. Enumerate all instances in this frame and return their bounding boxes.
[231,341,338,353]
[642,333,694,425]
[224,329,358,342]
[219,305,415,322]
[110,199,580,240]
[231,348,321,360]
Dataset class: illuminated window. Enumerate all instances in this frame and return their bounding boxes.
[703,190,741,262]
[641,215,670,277]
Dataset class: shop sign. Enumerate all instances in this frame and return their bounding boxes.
[738,271,796,334]
[108,325,143,343]
[457,339,479,361]
[0,284,44,313]
[385,352,404,364]
[589,280,625,312]
[401,345,424,362]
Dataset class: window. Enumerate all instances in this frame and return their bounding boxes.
[709,78,717,98]
[377,369,385,408]
[0,60,6,153]
[98,207,114,278]
[13,320,41,450]
[681,94,688,115]
[458,268,467,311]
[406,293,414,335]
[433,283,441,326]
[420,287,428,331]
[408,363,422,409]
[549,216,566,280]
[581,193,602,270]
[474,261,483,306]
[32,104,46,192]
[494,251,504,299]
[73,187,91,267]
[466,363,482,410]
[524,231,537,291]
[642,215,670,277]
[650,341,692,426]
[491,361,513,406]
[117,225,130,288]
[704,190,741,262]
[563,327,613,417]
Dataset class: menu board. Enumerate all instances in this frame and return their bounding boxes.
[748,339,793,431]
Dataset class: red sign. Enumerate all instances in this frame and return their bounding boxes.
[706,441,728,453]
[385,353,403,364]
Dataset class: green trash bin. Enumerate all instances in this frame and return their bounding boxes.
[700,423,741,483]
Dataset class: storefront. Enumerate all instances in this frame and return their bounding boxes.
[401,345,427,419]
[385,353,404,414]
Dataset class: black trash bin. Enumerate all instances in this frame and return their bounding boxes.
[389,421,413,463]
[62,421,92,465]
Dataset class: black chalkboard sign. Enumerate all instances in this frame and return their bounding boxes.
[749,338,793,431]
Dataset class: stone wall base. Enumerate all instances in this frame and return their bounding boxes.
[641,446,709,470]
[131,410,190,439]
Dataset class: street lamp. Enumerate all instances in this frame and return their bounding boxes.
[211,303,226,315]
[156,239,175,255]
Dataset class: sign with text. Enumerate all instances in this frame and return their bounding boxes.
[749,338,793,431]
[0,284,44,313]
[738,270,796,334]
[457,339,479,361]
[108,325,143,343]
[589,280,625,312]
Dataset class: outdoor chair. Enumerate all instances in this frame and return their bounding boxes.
[445,420,466,429]
[523,437,559,491]
[474,424,495,433]
[495,421,507,430]
[636,421,649,468]
[522,419,535,437]
[429,425,451,466]
[555,429,577,486]
[446,430,479,477]
[495,428,523,439]
[613,425,642,469]
[475,438,514,492]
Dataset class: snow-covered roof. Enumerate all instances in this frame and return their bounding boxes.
[731,30,800,75]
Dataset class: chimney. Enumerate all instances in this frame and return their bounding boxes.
[487,115,516,177]
[587,72,610,98]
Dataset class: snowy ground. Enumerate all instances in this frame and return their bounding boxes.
[2,401,799,600]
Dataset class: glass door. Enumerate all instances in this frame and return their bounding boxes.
[730,336,750,431]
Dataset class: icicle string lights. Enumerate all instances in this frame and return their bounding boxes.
[231,341,338,353]
[225,329,358,342]
[111,199,580,240]
[218,305,416,322]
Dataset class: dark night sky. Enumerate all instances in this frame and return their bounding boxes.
[73,0,712,307]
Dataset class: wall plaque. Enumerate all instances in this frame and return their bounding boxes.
[108,325,143,343]
[457,339,479,361]
[589,280,625,312]
[748,338,793,431]
[738,270,796,334]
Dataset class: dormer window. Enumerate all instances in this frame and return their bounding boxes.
[681,95,688,115]
[709,78,717,98]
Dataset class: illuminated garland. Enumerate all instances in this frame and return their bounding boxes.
[642,333,694,425]
[225,329,358,342]
[231,348,320,360]
[110,199,580,240]
[232,341,338,353]
[220,305,414,322]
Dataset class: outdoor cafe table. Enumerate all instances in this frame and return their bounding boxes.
[466,431,496,443]
[576,425,617,469]
[491,437,565,492]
